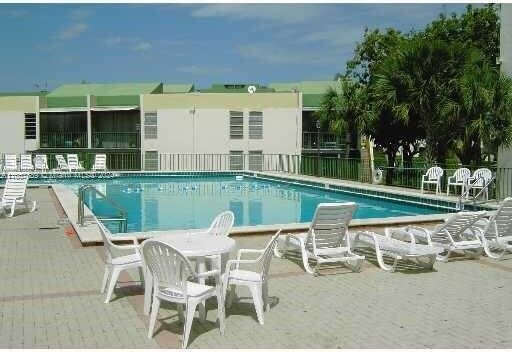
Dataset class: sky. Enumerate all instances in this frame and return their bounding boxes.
[0,3,475,92]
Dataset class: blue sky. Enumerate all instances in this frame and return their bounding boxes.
[0,3,474,92]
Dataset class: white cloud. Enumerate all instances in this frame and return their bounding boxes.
[7,9,30,18]
[177,65,233,75]
[300,27,365,48]
[70,8,93,21]
[190,4,329,25]
[56,23,88,40]
[236,42,339,65]
[132,42,152,52]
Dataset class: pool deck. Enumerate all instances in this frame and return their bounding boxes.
[49,171,480,244]
[1,188,511,348]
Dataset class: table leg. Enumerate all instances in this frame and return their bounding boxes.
[144,268,153,316]
[197,257,207,322]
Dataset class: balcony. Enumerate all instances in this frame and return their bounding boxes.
[40,132,88,149]
[92,132,140,149]
[302,132,345,151]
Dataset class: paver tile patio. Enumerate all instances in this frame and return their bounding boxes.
[0,188,511,348]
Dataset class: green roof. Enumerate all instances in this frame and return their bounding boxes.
[268,82,300,92]
[269,80,343,108]
[47,82,163,97]
[0,91,48,97]
[200,83,275,93]
[163,84,194,93]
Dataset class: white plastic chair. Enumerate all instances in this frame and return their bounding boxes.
[351,230,443,272]
[34,154,49,172]
[223,230,281,325]
[1,172,36,217]
[142,239,225,348]
[473,197,512,259]
[202,211,235,270]
[392,211,486,262]
[97,219,145,303]
[421,166,444,194]
[55,154,69,171]
[446,167,470,196]
[466,168,493,200]
[67,154,84,171]
[20,154,34,171]
[3,154,18,172]
[274,202,364,274]
[92,154,107,171]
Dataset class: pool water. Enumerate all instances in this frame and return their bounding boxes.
[53,175,445,233]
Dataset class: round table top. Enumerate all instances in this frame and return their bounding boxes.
[154,233,236,257]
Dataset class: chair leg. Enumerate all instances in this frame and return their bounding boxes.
[262,282,269,312]
[138,266,145,287]
[147,296,161,338]
[216,285,225,335]
[100,265,110,293]
[105,266,121,303]
[248,284,264,325]
[183,300,198,348]
[226,285,235,309]
[299,240,314,275]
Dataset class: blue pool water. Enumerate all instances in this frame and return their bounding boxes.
[48,175,446,233]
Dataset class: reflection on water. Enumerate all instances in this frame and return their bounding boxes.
[58,176,444,233]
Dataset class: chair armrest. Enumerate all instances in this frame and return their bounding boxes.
[447,175,455,183]
[404,225,432,245]
[196,269,220,280]
[225,258,259,273]
[236,248,264,261]
[385,228,417,245]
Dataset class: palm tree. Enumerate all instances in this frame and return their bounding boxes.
[315,79,372,158]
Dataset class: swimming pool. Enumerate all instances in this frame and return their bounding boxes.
[42,174,452,233]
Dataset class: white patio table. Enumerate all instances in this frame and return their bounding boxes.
[143,232,236,316]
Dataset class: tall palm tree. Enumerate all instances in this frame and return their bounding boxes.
[315,79,372,157]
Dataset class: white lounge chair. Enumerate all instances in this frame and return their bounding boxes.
[97,220,145,303]
[274,202,365,274]
[92,154,107,171]
[67,154,84,171]
[473,197,512,259]
[421,166,444,194]
[20,154,34,171]
[446,167,470,196]
[142,239,225,348]
[34,154,49,172]
[350,230,444,272]
[1,172,36,217]
[55,154,69,171]
[390,211,486,262]
[466,168,493,200]
[3,154,18,172]
[223,230,281,325]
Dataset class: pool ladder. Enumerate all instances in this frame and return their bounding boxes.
[78,185,128,233]
[456,175,496,210]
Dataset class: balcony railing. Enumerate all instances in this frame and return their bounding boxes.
[92,132,140,149]
[302,132,345,150]
[40,133,87,149]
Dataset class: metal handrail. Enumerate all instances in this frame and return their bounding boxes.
[78,184,127,232]
[457,175,495,210]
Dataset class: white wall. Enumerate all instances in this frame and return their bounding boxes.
[142,107,301,157]
[0,111,26,154]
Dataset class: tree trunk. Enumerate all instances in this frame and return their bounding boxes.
[385,147,397,185]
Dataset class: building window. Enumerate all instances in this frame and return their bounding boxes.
[248,150,263,171]
[229,151,244,170]
[144,112,157,139]
[25,113,36,140]
[229,111,244,139]
[249,111,263,139]
[144,150,159,170]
